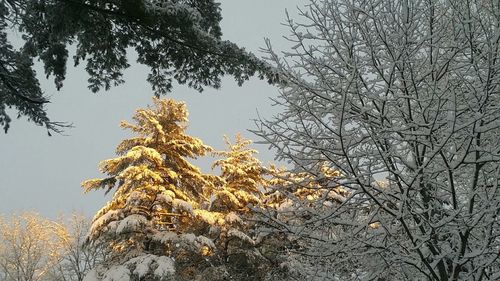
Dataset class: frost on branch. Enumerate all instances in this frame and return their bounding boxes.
[255,0,500,279]
[0,213,68,281]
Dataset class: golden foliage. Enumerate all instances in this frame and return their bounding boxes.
[210,134,266,212]
[83,98,216,247]
[264,163,345,208]
[0,213,69,281]
[200,245,213,256]
[83,97,346,265]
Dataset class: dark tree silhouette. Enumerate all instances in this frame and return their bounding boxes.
[0,0,276,134]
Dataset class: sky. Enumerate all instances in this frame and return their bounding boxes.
[0,0,307,219]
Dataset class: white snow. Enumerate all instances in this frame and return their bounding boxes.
[153,256,176,277]
[181,233,196,243]
[82,269,99,281]
[227,229,255,245]
[173,199,193,214]
[101,265,130,281]
[152,231,178,244]
[116,214,147,234]
[196,235,216,249]
[225,212,242,224]
[90,210,120,235]
[86,254,176,281]
[128,255,154,278]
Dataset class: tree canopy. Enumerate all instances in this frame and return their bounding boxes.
[0,213,66,281]
[0,0,276,134]
[257,0,500,279]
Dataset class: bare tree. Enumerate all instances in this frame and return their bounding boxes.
[0,213,66,281]
[0,213,108,281]
[47,214,108,281]
[256,0,500,280]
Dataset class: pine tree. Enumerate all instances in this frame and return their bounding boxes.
[82,99,277,281]
[209,135,349,280]
[82,98,222,280]
[211,134,266,213]
[209,135,280,280]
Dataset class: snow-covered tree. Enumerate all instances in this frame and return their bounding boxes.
[211,134,267,212]
[83,99,282,281]
[47,214,109,281]
[208,134,283,279]
[0,213,67,281]
[258,164,349,280]
[256,0,500,280]
[82,98,221,279]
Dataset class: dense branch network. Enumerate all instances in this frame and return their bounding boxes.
[255,0,500,280]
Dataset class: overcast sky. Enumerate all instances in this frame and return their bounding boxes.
[0,1,307,219]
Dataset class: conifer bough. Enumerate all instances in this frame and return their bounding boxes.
[0,0,276,134]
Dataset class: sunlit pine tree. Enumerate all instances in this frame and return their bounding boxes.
[81,100,293,280]
[82,98,218,259]
[211,134,266,213]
